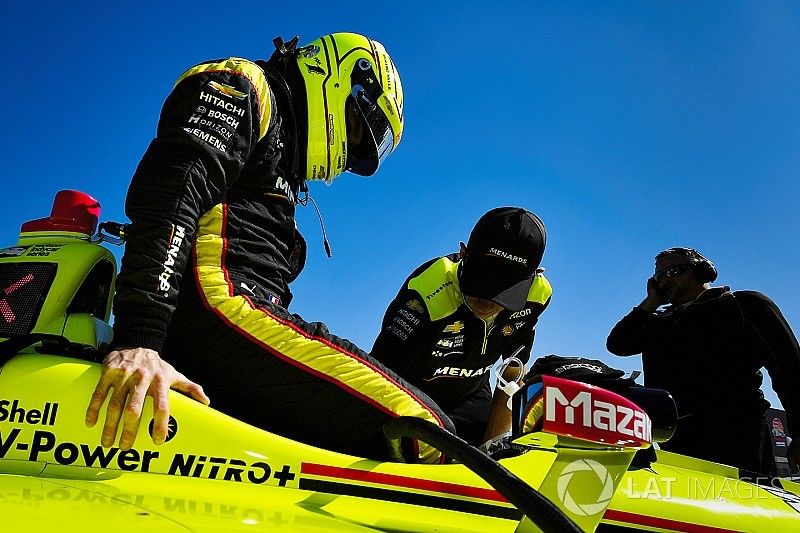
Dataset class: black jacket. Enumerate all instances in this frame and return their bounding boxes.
[112,58,303,352]
[371,254,552,411]
[607,287,800,438]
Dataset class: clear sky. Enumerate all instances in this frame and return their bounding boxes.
[3,2,799,409]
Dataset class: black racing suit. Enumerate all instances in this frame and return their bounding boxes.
[111,57,452,463]
[371,254,552,445]
[607,286,800,472]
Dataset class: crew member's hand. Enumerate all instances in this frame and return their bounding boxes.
[85,347,210,449]
[483,363,525,445]
[787,437,800,473]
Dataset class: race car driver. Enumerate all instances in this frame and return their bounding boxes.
[85,33,453,463]
[370,207,552,446]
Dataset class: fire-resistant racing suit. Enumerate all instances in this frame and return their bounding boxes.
[371,254,552,445]
[111,58,451,463]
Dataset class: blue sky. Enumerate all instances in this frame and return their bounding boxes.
[3,2,799,409]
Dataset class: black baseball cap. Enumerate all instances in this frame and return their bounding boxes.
[460,207,547,312]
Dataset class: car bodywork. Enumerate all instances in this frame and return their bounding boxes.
[0,191,798,532]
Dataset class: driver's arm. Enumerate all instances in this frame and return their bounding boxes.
[86,59,273,449]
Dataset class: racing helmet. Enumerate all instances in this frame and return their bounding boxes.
[296,33,404,183]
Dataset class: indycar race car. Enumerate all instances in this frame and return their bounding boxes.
[0,190,799,532]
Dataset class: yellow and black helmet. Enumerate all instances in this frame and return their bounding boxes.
[296,33,404,183]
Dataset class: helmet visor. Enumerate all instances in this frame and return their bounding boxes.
[345,64,395,176]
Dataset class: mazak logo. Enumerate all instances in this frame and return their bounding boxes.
[544,376,652,446]
[557,459,614,516]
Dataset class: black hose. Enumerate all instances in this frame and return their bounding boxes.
[383,417,582,533]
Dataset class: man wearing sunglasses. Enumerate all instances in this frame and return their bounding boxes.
[607,247,800,474]
[85,33,455,463]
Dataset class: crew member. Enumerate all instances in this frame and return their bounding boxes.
[85,33,452,463]
[607,247,800,473]
[371,207,551,446]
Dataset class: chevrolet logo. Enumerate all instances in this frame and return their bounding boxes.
[443,321,464,334]
[208,81,248,100]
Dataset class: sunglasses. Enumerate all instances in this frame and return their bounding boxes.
[654,264,691,282]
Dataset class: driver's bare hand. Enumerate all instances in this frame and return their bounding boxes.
[85,347,210,449]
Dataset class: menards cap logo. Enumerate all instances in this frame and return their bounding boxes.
[208,81,248,100]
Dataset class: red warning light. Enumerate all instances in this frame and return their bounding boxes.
[20,190,101,236]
